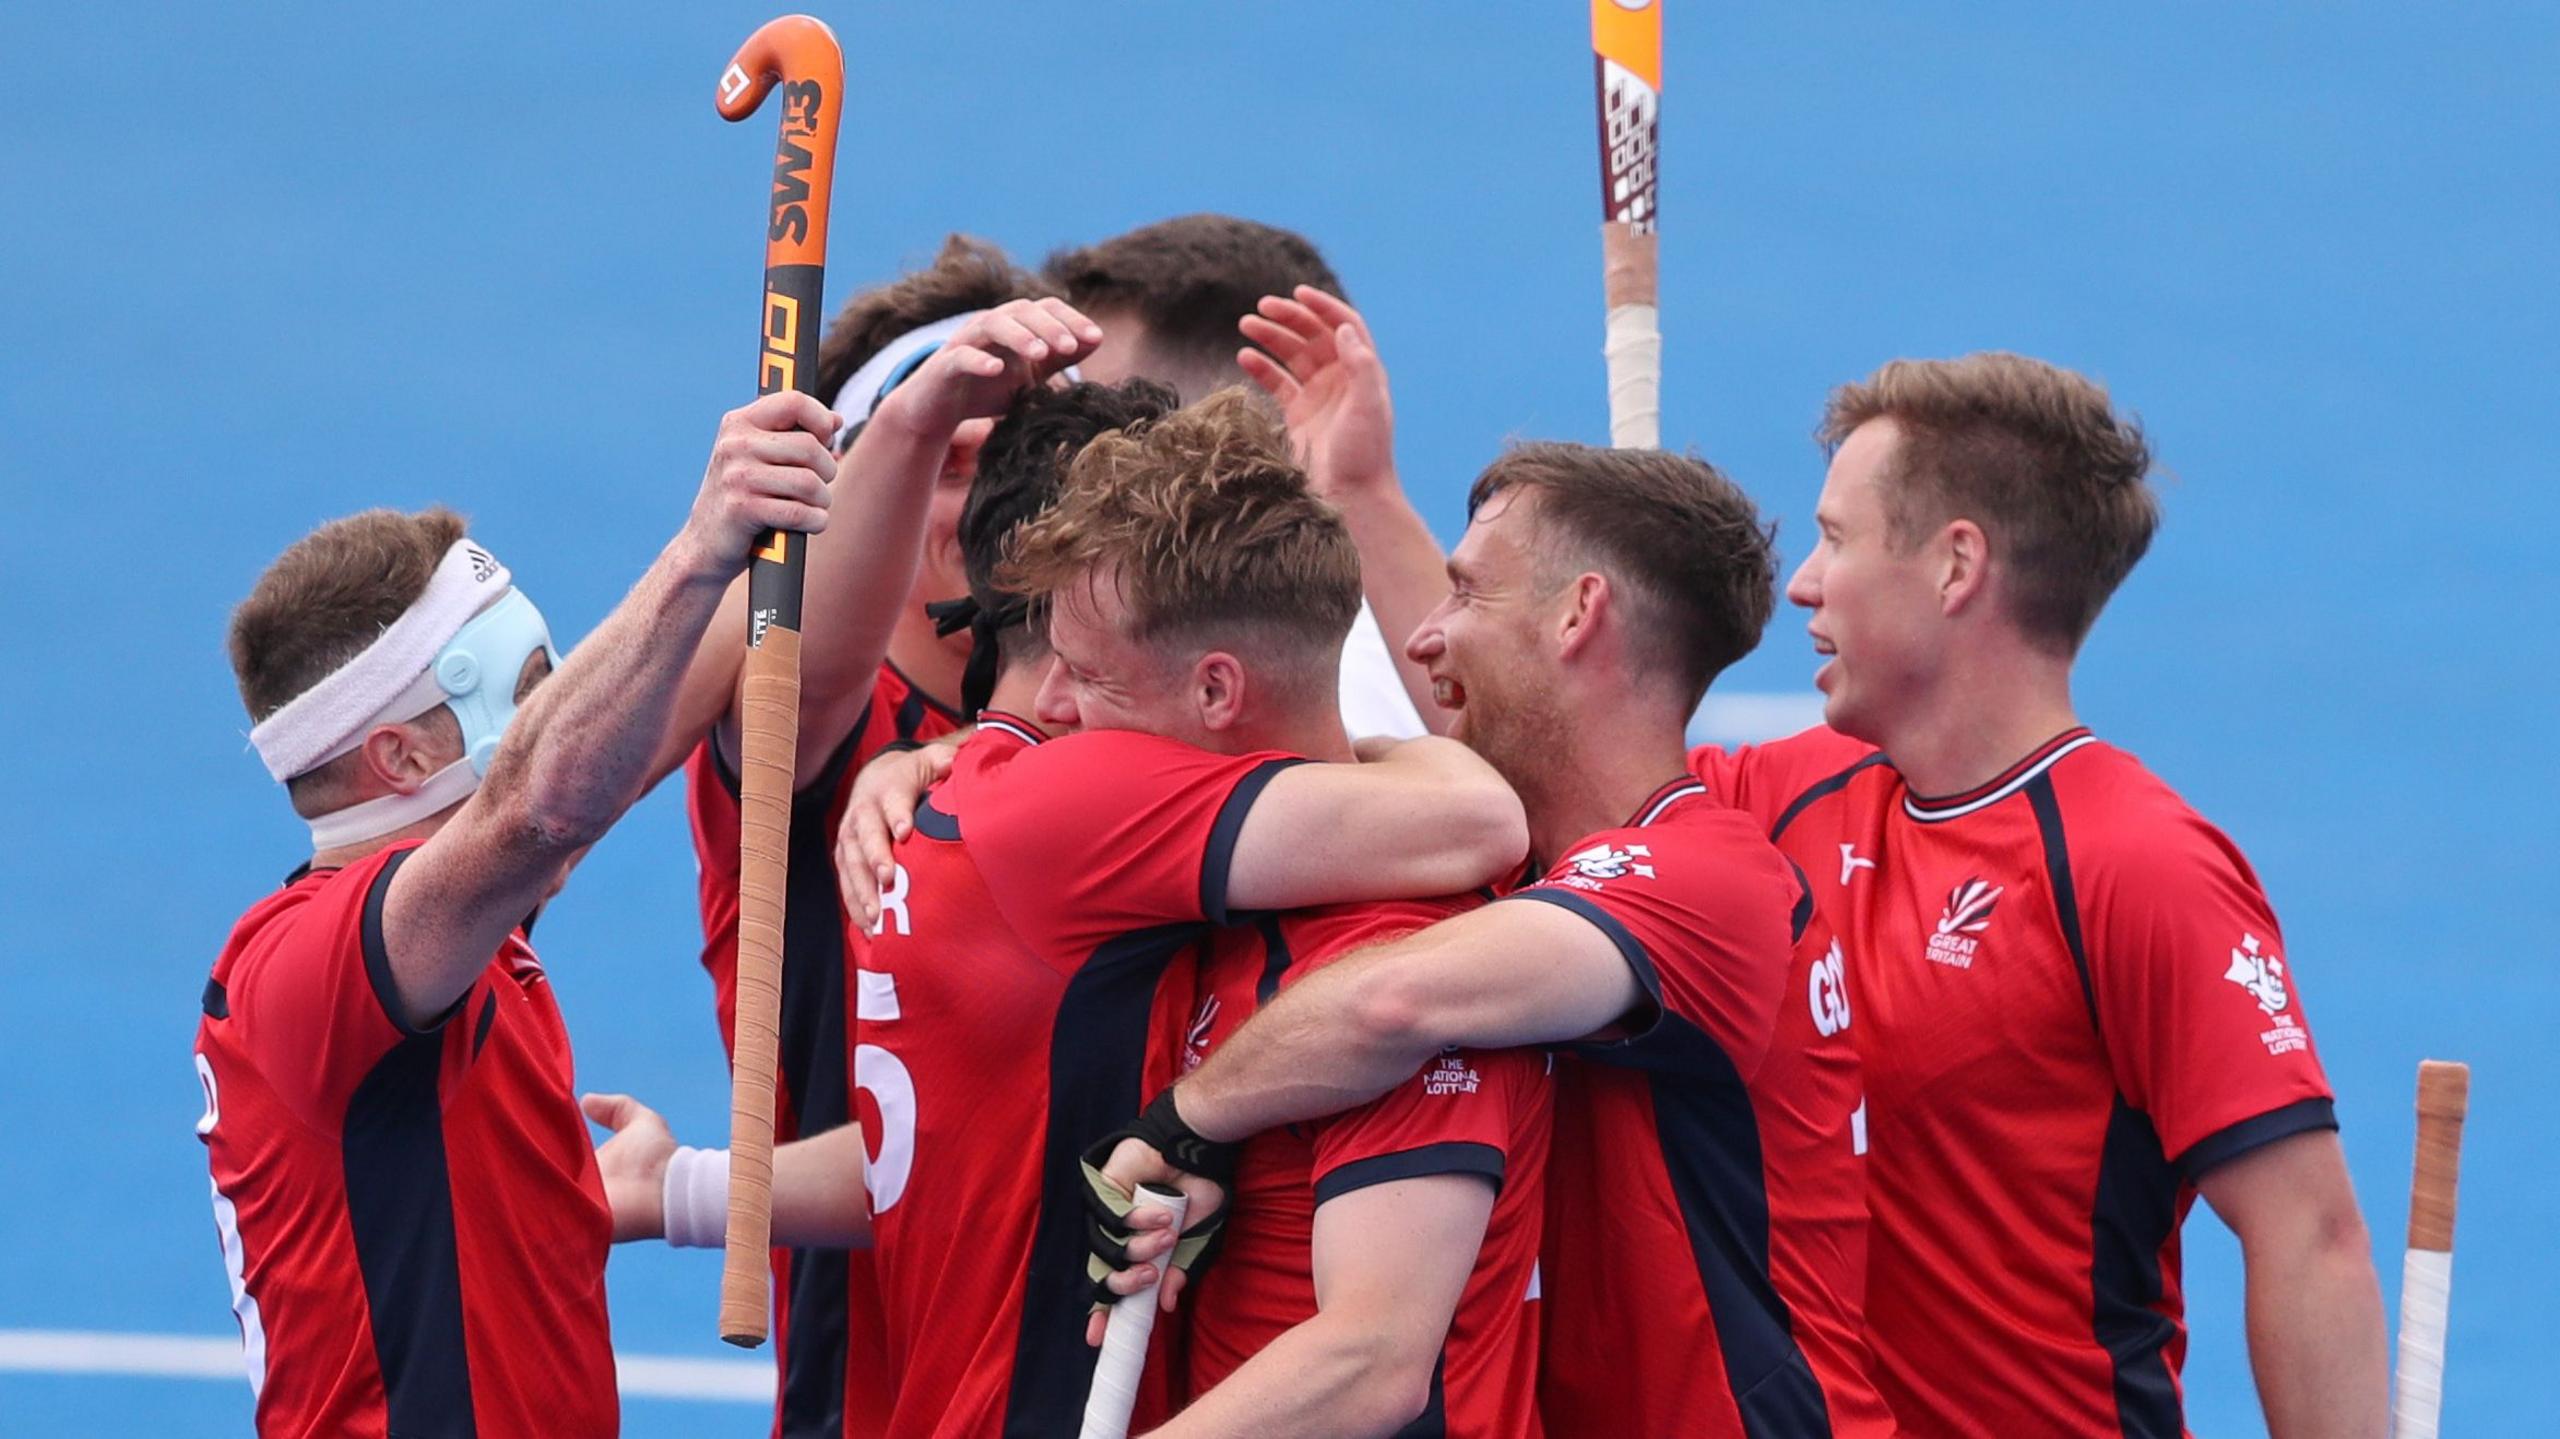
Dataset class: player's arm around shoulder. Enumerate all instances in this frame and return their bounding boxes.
[1145,1171,1496,1439]
[384,392,837,1029]
[1175,893,1639,1143]
[1223,734,1528,913]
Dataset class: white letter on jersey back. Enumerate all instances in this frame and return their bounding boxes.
[195,1052,268,1401]
[854,972,916,1214]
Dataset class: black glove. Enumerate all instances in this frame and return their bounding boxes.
[1080,1089,1239,1307]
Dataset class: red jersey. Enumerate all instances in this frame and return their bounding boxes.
[854,720,1296,1436]
[1510,779,1891,1439]
[687,661,961,1439]
[1692,727,2339,1437]
[1179,897,1550,1437]
[192,843,616,1438]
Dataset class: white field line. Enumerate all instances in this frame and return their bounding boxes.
[1690,692,1825,746]
[0,1329,769,1403]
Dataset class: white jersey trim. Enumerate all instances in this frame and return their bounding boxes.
[1636,780,1708,827]
[1901,733,2099,822]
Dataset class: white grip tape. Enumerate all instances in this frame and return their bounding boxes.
[1078,1186,1190,1439]
[2391,1246,2453,1439]
[1604,303,1661,449]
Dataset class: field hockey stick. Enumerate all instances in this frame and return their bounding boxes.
[2391,1059,2470,1438]
[1078,1186,1190,1439]
[1592,0,1661,448]
[713,12,843,1350]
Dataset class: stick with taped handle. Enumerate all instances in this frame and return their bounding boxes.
[2391,1059,2470,1439]
[712,12,842,1349]
[1079,1185,1190,1439]
[1592,0,1661,448]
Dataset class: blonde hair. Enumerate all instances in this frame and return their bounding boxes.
[1000,387,1360,678]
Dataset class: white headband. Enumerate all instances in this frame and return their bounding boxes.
[831,311,983,447]
[248,539,513,781]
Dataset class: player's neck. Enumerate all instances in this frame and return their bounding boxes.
[308,809,453,871]
[1520,708,1689,867]
[1880,648,2080,798]
[1221,701,1356,764]
[886,602,967,714]
[982,664,1046,727]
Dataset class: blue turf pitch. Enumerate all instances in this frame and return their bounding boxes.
[4,3,2554,1433]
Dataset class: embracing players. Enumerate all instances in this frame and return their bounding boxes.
[604,387,1548,1436]
[1688,354,2388,1436]
[1102,437,1892,1438]
[198,393,839,1436]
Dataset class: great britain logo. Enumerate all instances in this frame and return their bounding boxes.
[1926,877,2002,969]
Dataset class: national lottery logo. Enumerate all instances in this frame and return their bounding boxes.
[2226,933,2310,1057]
[1556,841,1655,890]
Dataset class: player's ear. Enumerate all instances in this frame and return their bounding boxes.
[360,718,448,796]
[1554,571,1609,663]
[1938,518,1989,618]
[1193,651,1247,732]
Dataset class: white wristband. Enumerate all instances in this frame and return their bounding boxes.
[662,1145,732,1249]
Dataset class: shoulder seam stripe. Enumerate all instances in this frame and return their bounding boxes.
[1769,753,1891,842]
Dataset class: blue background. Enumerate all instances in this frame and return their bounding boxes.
[3,1,2552,1432]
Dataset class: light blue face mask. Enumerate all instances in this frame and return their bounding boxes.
[427,586,562,775]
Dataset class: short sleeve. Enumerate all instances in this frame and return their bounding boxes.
[1498,820,1796,1079]
[2080,818,2336,1177]
[226,845,452,1125]
[1310,1047,1542,1205]
[958,730,1304,964]
[1685,726,1879,835]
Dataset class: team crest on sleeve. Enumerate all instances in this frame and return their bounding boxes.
[1556,841,1655,890]
[1925,877,2001,969]
[1424,1052,1482,1096]
[2226,933,2308,1055]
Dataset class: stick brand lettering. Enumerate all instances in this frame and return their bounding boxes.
[766,80,824,243]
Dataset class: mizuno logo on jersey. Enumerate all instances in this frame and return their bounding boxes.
[1927,877,2002,969]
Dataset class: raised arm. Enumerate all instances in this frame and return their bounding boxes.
[1239,287,1450,731]
[1144,1174,1494,1439]
[1222,736,1527,912]
[2198,1130,2389,1439]
[652,299,1101,790]
[380,393,834,1028]
[1176,897,1637,1142]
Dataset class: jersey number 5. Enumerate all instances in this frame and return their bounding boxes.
[855,970,916,1214]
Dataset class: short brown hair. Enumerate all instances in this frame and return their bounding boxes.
[1819,352,2156,652]
[1469,444,1776,710]
[229,506,469,724]
[1043,216,1343,399]
[817,234,1051,406]
[1001,387,1361,683]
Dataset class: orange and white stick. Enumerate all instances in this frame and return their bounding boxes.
[2391,1059,2469,1439]
[1592,0,1661,448]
